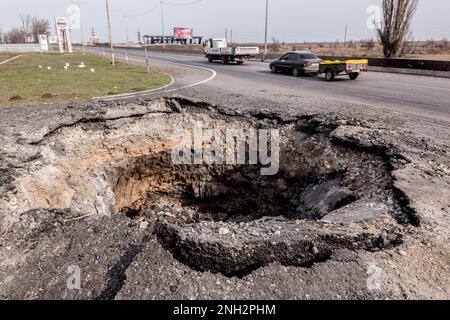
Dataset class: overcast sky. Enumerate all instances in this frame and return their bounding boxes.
[1,0,449,43]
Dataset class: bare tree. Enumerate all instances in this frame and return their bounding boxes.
[363,38,376,51]
[19,14,32,34]
[7,27,26,43]
[270,37,280,53]
[441,37,449,50]
[376,0,418,58]
[31,16,50,43]
[0,27,5,44]
[6,14,50,43]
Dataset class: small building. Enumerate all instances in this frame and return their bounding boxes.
[144,27,202,45]
[88,36,100,45]
[143,35,203,45]
[25,36,35,43]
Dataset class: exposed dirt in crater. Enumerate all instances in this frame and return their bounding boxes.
[0,97,448,300]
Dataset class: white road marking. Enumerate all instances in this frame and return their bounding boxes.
[94,51,217,100]
[160,60,217,93]
[93,72,175,100]
[0,54,23,66]
[141,54,217,92]
[379,81,450,92]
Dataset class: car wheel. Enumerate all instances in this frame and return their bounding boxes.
[292,68,300,77]
[349,72,359,80]
[270,65,277,73]
[237,61,244,65]
[222,57,229,64]
[325,69,335,81]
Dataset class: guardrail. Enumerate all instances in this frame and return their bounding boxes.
[0,44,42,53]
[319,56,450,72]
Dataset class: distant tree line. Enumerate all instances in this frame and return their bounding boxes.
[2,14,50,44]
[267,0,422,58]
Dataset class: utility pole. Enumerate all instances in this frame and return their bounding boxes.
[225,28,228,42]
[105,0,115,65]
[344,24,348,45]
[263,0,269,61]
[124,14,129,44]
[230,29,233,44]
[71,1,86,56]
[160,1,165,45]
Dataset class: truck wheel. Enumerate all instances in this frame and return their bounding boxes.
[207,55,213,63]
[222,57,229,64]
[325,69,335,81]
[292,68,300,77]
[237,61,244,65]
[349,72,359,80]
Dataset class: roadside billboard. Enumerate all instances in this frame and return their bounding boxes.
[174,27,193,40]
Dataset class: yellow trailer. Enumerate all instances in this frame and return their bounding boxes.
[319,59,369,81]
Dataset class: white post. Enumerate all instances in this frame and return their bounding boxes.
[144,45,150,75]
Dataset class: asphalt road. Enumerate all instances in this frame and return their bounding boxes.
[89,47,450,120]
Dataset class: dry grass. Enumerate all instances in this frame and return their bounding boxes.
[0,52,171,107]
[0,53,20,63]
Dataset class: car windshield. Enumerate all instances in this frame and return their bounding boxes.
[300,53,318,59]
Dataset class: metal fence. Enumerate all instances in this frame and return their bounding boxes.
[319,56,450,72]
[0,44,42,53]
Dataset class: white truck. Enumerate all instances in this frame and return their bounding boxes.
[203,38,260,64]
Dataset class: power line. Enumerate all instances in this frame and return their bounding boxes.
[123,0,204,20]
[125,2,160,18]
[164,0,204,6]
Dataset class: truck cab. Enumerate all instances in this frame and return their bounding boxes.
[203,38,260,64]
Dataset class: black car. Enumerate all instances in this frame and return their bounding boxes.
[270,51,322,77]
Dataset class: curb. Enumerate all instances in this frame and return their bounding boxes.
[368,66,450,79]
[93,73,175,101]
[91,53,176,101]
[91,51,217,100]
[142,48,450,79]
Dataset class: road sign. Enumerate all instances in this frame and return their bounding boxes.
[55,17,73,54]
[39,35,49,52]
[56,18,68,30]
